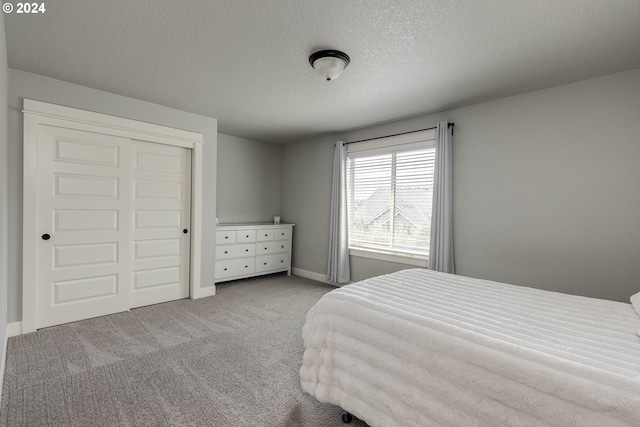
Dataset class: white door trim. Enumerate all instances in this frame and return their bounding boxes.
[22,99,205,333]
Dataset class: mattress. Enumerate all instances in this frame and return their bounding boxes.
[300,269,640,426]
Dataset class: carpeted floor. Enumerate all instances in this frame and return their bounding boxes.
[1,274,368,426]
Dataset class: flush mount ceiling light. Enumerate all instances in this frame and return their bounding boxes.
[309,50,350,81]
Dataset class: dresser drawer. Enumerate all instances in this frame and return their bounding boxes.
[215,243,255,259]
[216,230,236,244]
[256,253,290,273]
[215,258,255,279]
[274,228,291,240]
[256,240,290,255]
[256,229,274,241]
[236,229,256,242]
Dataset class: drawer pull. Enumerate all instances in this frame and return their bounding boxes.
[224,251,228,254]
[245,249,249,252]
[264,247,267,250]
[264,234,268,237]
[281,245,284,248]
[245,235,249,238]
[245,265,248,268]
[281,260,284,263]
[263,262,267,265]
[225,236,229,239]
[223,268,228,271]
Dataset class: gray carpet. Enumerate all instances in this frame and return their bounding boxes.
[1,274,368,426]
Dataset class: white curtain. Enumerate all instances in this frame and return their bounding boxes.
[327,141,351,283]
[429,122,455,273]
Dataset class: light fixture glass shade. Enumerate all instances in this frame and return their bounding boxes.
[309,50,350,81]
[312,57,346,81]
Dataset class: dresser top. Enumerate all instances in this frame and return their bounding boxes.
[217,222,294,229]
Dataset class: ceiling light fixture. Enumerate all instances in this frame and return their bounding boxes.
[309,50,350,81]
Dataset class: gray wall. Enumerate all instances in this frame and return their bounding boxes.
[6,70,218,322]
[1,17,9,345]
[216,134,282,223]
[282,68,640,302]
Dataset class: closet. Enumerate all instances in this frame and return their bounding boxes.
[22,100,204,331]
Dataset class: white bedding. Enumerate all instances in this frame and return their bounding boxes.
[300,269,640,427]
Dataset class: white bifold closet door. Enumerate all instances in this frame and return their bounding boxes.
[35,125,191,329]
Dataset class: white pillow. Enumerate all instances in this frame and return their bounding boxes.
[631,291,640,317]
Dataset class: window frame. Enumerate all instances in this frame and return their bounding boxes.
[346,129,437,266]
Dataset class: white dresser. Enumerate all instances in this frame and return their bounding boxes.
[215,223,294,283]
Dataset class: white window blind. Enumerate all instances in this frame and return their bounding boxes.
[347,138,435,258]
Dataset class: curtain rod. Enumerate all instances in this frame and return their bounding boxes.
[344,123,454,145]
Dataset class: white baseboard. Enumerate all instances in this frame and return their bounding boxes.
[0,321,21,407]
[292,268,341,286]
[7,321,22,337]
[195,285,217,298]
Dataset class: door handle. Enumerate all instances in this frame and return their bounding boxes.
[42,234,51,240]
[183,229,188,234]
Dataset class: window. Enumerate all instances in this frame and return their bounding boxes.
[346,130,436,262]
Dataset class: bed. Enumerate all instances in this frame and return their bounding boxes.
[300,269,640,426]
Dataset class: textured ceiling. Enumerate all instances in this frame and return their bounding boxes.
[5,0,640,143]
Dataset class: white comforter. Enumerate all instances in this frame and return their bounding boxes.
[300,269,640,427]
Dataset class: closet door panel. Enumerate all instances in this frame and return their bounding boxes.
[130,140,191,308]
[36,125,132,329]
